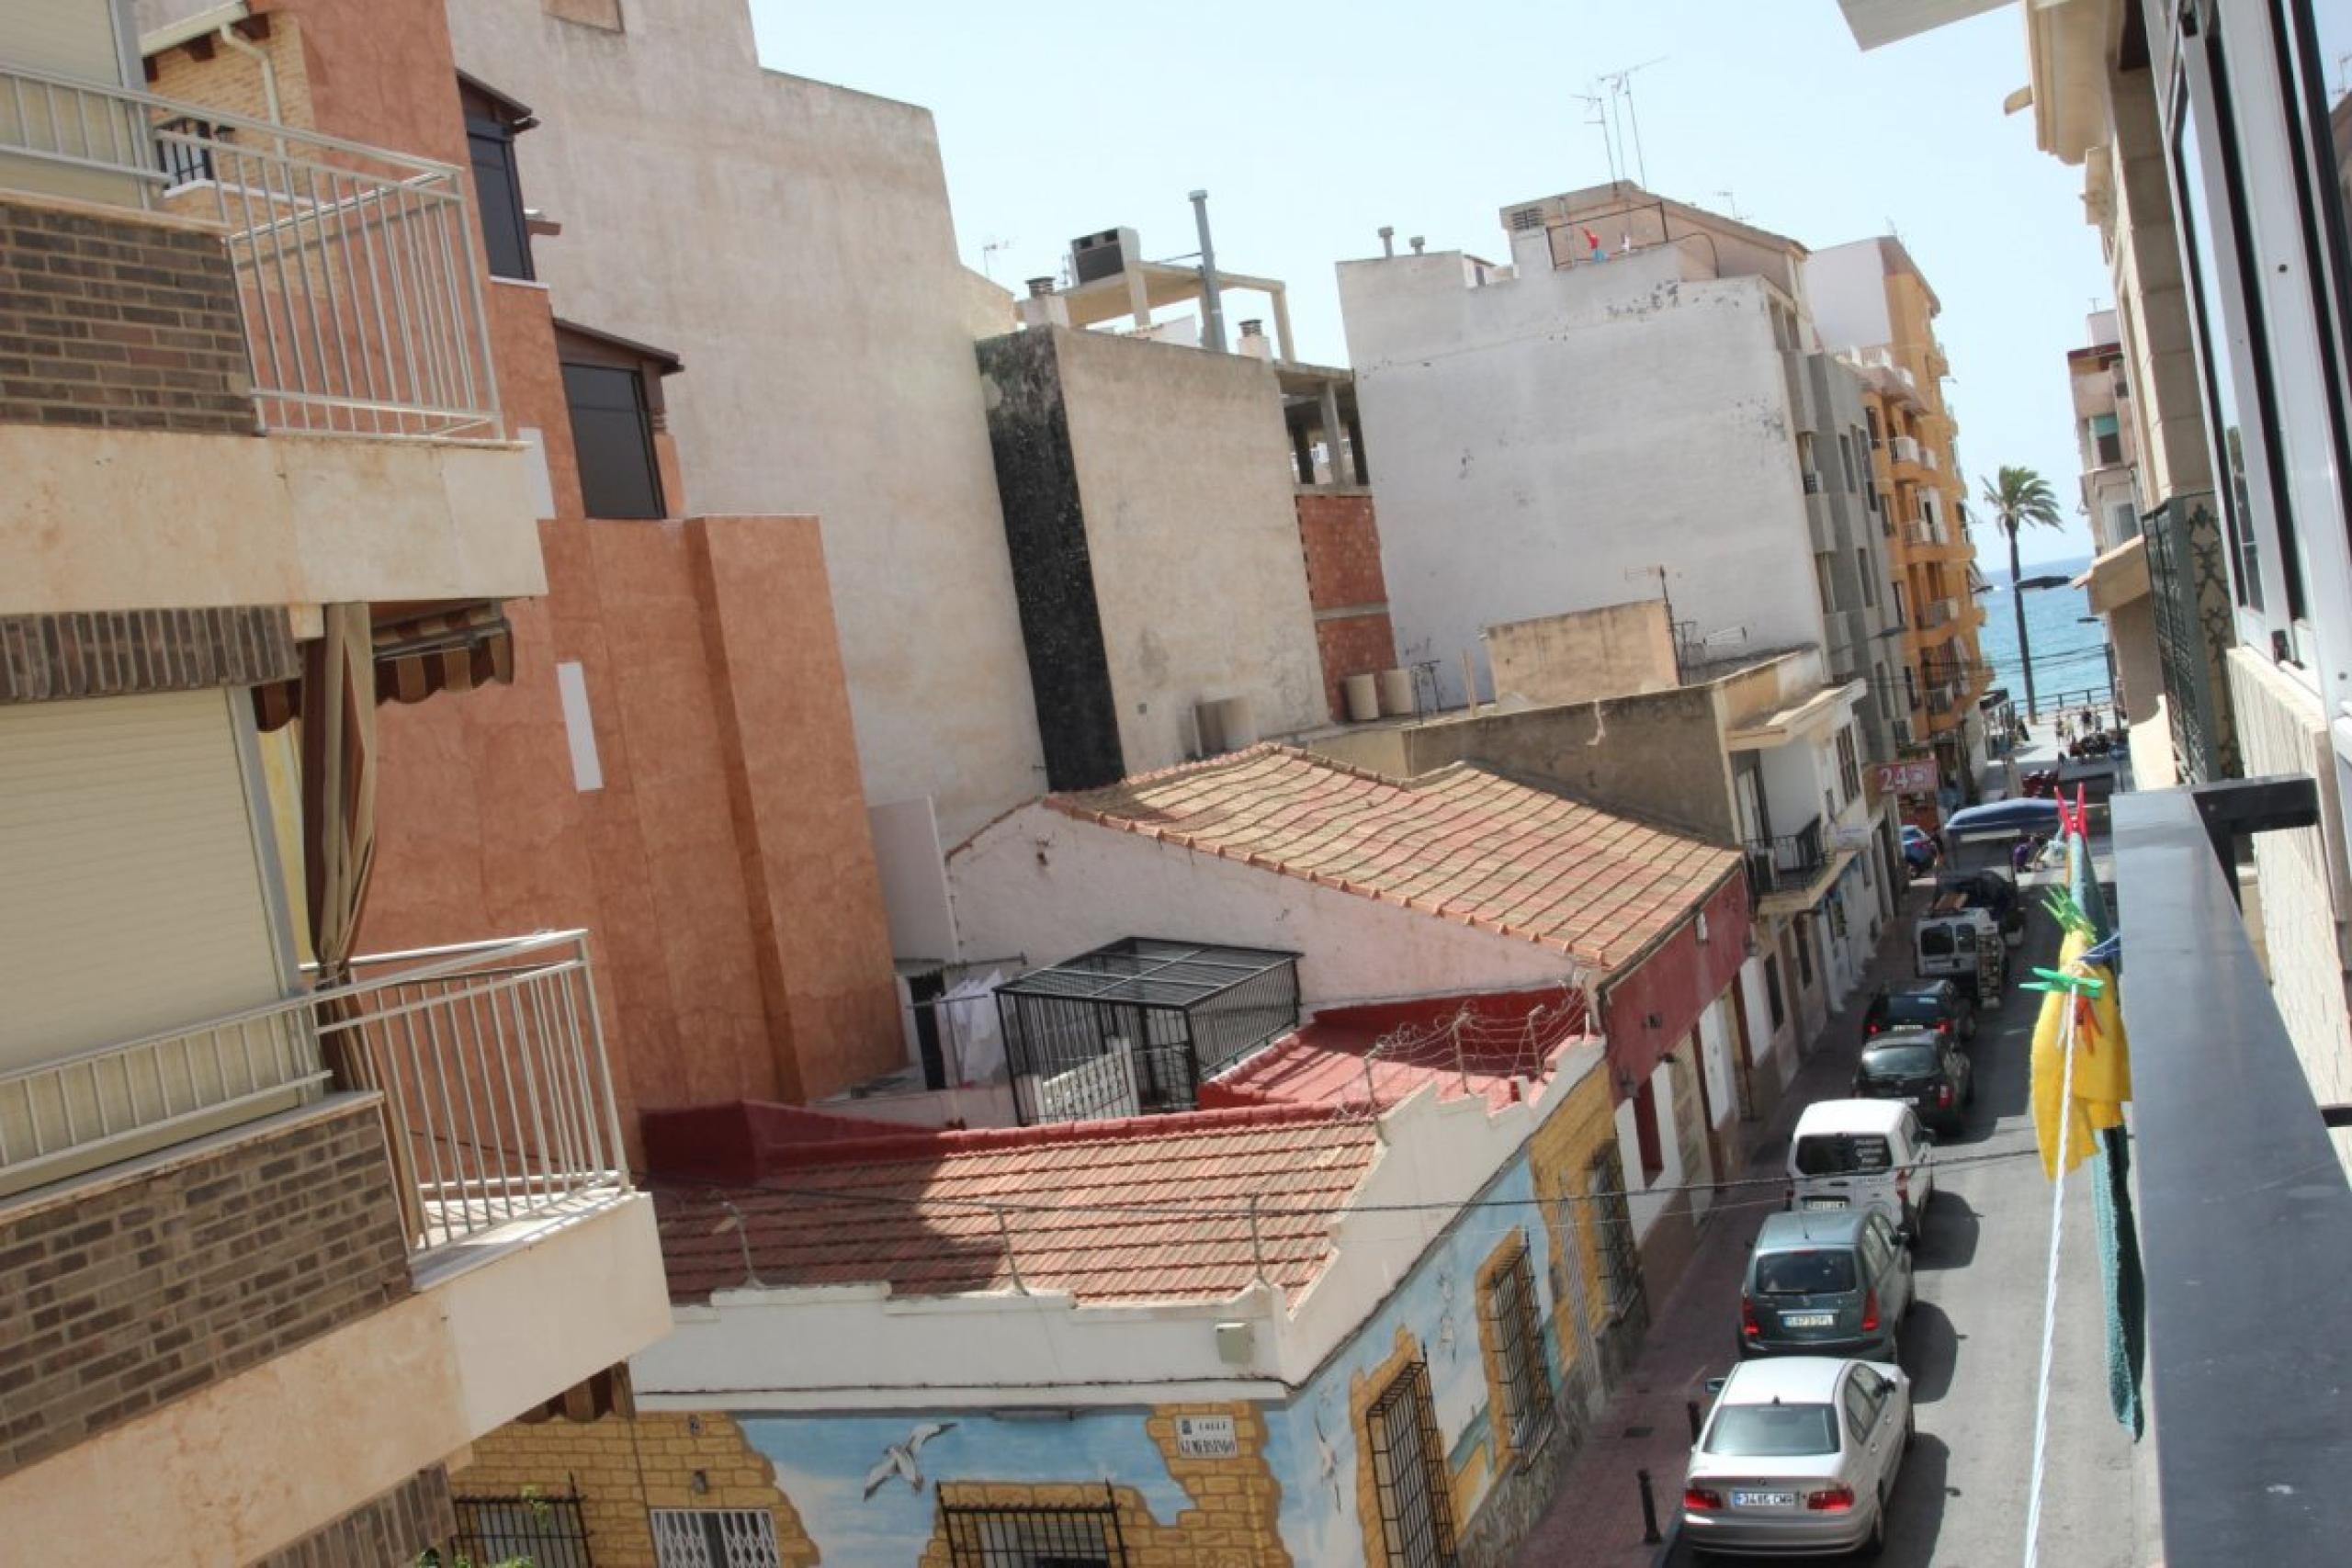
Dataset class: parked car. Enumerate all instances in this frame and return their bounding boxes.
[1899,825,1939,874]
[1683,1356,1914,1558]
[1786,1100,1938,1241]
[1862,979,1977,1044]
[1943,796,2062,839]
[1852,1029,1974,1134]
[1740,1208,1914,1365]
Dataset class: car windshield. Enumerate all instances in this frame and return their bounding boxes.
[1860,1043,1939,1077]
[1918,925,1953,957]
[1755,1248,1859,1295]
[1793,1134,1893,1175]
[1704,1404,1841,1457]
[1878,993,1946,1025]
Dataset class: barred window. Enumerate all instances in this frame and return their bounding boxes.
[1587,1144,1642,1319]
[650,1508,782,1568]
[1365,1359,1457,1568]
[447,1488,590,1568]
[1481,1236,1554,1456]
[938,1487,1127,1567]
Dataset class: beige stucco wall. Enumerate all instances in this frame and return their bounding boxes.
[1051,327,1325,767]
[1485,600,1679,706]
[0,424,545,614]
[2226,649,2352,1171]
[445,0,1044,844]
[0,1190,666,1567]
[2109,594,2177,788]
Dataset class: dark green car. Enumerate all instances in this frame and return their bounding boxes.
[1740,1208,1913,1364]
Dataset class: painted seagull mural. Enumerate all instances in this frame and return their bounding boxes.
[863,1421,958,1500]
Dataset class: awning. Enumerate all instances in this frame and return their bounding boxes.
[254,601,514,730]
[2075,533,2151,614]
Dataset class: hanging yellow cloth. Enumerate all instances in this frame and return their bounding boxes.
[2030,928,2132,1178]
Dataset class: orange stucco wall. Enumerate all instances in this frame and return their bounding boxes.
[247,0,906,1153]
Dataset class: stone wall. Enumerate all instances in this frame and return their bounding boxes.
[0,606,296,705]
[0,194,255,436]
[0,1100,409,1479]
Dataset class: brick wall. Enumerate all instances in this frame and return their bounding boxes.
[1295,491,1388,610]
[0,1100,410,1479]
[251,1465,454,1568]
[0,606,298,705]
[0,194,256,435]
[1316,612,1399,720]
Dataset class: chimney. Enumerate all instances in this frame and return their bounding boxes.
[1017,278,1070,331]
[1237,319,1271,361]
[1378,225,1396,258]
[1409,235,1426,254]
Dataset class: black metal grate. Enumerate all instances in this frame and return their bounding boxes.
[1484,1236,1554,1454]
[1586,1144,1643,1321]
[448,1485,593,1568]
[995,939,1301,1124]
[2144,493,2239,784]
[939,1485,1128,1567]
[1366,1359,1457,1568]
[152,115,219,188]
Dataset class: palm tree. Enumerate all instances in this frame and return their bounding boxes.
[1980,466,2065,718]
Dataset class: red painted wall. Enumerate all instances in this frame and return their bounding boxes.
[1598,872,1753,1092]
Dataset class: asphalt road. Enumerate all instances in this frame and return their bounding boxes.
[1670,874,2148,1566]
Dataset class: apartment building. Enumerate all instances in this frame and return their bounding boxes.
[1337,183,1908,765]
[1806,236,1996,807]
[0,1,667,1560]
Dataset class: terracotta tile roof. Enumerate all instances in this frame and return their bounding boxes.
[1049,745,1741,971]
[650,1101,1379,1306]
[1202,987,1594,1115]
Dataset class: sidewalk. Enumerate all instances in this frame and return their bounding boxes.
[1512,887,1925,1568]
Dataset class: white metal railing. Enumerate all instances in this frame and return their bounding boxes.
[1891,434,1925,467]
[0,931,625,1258]
[329,931,629,1256]
[0,62,500,439]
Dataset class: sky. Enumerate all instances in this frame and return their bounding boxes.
[746,0,2105,567]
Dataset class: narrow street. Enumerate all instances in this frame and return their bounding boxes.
[1518,840,2147,1566]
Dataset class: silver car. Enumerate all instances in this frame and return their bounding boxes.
[1681,1356,1912,1557]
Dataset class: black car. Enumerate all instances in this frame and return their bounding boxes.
[1852,1030,1974,1133]
[1862,980,1976,1045]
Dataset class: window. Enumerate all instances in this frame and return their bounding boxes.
[1892,581,1908,628]
[1815,553,1838,615]
[1586,1143,1642,1318]
[1838,431,1857,491]
[564,362,665,518]
[448,1491,591,1568]
[1841,1377,1880,1444]
[1365,1359,1457,1568]
[1632,1073,1664,1183]
[1792,1133,1892,1175]
[650,1507,784,1568]
[1764,956,1786,1031]
[1856,551,1876,609]
[459,76,535,282]
[1479,1236,1554,1457]
[2090,412,2124,467]
[1797,431,1819,491]
[1793,918,1815,988]
[1755,1248,1858,1295]
[1704,1404,1838,1457]
[938,1492,1127,1568]
[1836,725,1862,804]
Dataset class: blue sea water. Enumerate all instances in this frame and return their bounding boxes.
[1973,553,2113,709]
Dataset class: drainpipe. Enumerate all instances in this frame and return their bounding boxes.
[1189,188,1227,354]
[216,24,282,128]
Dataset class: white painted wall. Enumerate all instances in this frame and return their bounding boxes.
[1052,329,1327,766]
[948,802,1566,1004]
[1338,247,1826,706]
[448,0,1044,843]
[1803,241,1896,355]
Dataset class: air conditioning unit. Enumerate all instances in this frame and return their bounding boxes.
[1069,228,1140,286]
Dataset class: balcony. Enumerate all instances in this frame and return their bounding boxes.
[1743,815,1829,903]
[2111,786,2352,1562]
[0,62,543,616]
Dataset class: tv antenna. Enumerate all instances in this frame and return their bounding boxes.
[1626,564,1683,681]
[1596,58,1666,188]
[1713,188,1747,222]
[979,237,1016,281]
[1573,91,1620,184]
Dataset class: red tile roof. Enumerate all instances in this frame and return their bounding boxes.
[1049,745,1742,971]
[651,1100,1380,1306]
[1203,987,1593,1115]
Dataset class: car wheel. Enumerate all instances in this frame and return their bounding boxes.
[1856,1492,1888,1559]
[1905,1407,1917,1450]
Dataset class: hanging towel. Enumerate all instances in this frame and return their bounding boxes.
[2093,1123,2146,1437]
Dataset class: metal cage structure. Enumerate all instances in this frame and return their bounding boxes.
[938,1485,1129,1568]
[993,939,1301,1125]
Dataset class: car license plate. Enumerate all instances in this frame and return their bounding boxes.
[1732,1490,1797,1509]
[1781,1312,1835,1327]
[1803,1196,1848,1210]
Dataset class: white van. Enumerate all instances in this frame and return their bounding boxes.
[1786,1100,1938,1242]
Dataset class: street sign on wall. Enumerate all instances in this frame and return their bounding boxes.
[1873,759,1939,795]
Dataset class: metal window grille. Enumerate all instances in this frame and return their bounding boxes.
[152,115,217,188]
[939,1486,1129,1567]
[994,940,1301,1125]
[649,1509,781,1568]
[1586,1145,1643,1320]
[1484,1237,1555,1454]
[1366,1359,1458,1568]
[449,1488,593,1568]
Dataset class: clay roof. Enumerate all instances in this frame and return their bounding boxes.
[1048,746,1739,971]
[650,1100,1380,1306]
[1204,987,1593,1115]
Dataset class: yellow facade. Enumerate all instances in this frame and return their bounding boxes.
[1526,1064,1623,1364]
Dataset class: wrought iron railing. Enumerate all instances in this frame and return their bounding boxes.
[1743,815,1826,895]
[2143,492,2238,784]
[0,62,501,439]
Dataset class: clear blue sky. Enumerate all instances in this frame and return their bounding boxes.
[748,0,2104,567]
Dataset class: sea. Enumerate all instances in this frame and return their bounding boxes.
[1973,553,2113,712]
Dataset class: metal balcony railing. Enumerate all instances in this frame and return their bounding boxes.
[0,930,625,1259]
[0,62,501,439]
[1921,597,1957,628]
[1890,434,1924,467]
[1742,815,1826,896]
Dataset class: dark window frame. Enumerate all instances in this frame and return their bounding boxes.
[1764,956,1786,1031]
[1586,1143,1643,1319]
[938,1488,1128,1568]
[458,76,536,283]
[1480,1235,1554,1459]
[562,361,666,519]
[1632,1073,1665,1183]
[1364,1359,1459,1568]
